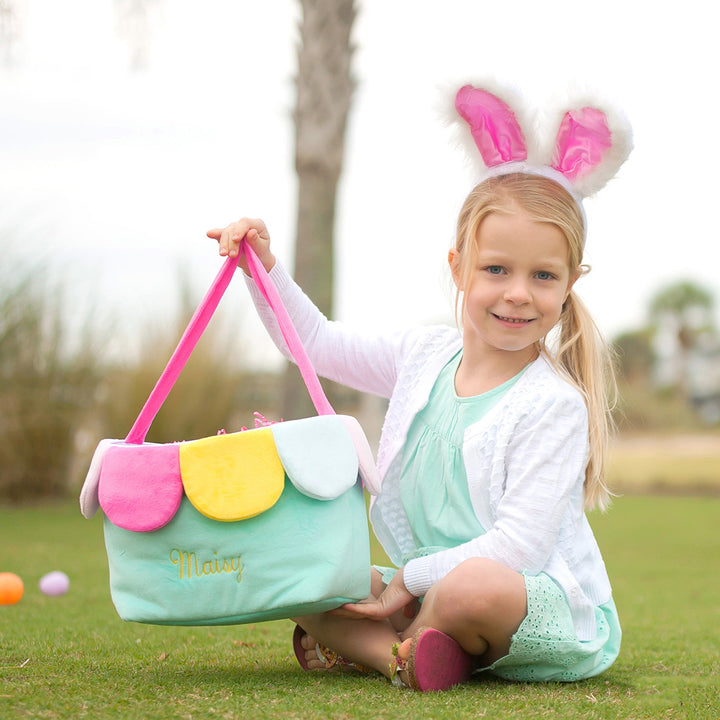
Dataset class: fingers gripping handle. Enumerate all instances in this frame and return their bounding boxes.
[125,241,334,445]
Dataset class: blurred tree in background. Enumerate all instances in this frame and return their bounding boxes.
[117,0,358,421]
[613,280,720,429]
[648,281,720,424]
[282,0,356,419]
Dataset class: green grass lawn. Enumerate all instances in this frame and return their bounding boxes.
[1,496,718,719]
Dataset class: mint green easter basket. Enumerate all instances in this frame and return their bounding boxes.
[79,246,377,626]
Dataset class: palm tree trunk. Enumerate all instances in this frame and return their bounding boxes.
[282,0,356,419]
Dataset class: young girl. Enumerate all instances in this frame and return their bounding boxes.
[208,84,632,691]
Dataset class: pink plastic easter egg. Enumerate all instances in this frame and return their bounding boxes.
[38,571,70,597]
[0,572,24,604]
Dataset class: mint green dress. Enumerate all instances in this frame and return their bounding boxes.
[381,352,621,682]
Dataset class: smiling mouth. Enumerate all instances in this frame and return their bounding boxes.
[493,314,534,325]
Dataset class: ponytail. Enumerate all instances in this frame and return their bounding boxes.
[543,290,617,510]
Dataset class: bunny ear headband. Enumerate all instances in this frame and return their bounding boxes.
[451,83,633,230]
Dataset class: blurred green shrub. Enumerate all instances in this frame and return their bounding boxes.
[0,264,99,502]
[94,304,280,447]
[0,256,289,503]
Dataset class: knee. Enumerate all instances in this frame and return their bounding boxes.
[429,558,523,624]
[446,556,511,595]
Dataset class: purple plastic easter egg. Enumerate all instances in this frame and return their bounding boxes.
[38,571,70,597]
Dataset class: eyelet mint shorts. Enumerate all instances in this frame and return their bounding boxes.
[480,572,621,682]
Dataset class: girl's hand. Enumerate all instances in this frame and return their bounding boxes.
[335,568,417,621]
[206,218,275,274]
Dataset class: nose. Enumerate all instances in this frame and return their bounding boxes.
[504,277,531,304]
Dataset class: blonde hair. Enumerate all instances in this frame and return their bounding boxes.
[451,173,616,510]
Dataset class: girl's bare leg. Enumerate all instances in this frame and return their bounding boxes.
[294,613,400,677]
[293,569,413,677]
[400,557,527,665]
[295,558,527,678]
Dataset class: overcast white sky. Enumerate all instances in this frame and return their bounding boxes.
[1,0,718,366]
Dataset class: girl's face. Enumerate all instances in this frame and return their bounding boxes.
[451,202,578,364]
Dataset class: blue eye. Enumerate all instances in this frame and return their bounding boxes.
[487,265,504,275]
[536,271,554,280]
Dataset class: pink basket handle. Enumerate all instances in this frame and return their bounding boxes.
[125,242,334,445]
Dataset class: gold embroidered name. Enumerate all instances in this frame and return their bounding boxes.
[169,549,242,583]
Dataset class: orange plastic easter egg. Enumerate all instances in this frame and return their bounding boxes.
[0,572,24,605]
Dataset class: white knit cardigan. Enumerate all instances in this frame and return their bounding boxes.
[247,262,613,641]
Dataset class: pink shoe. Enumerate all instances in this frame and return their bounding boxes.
[400,628,475,692]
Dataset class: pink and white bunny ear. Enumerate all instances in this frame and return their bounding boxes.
[454,84,528,168]
[447,82,633,203]
[549,104,633,198]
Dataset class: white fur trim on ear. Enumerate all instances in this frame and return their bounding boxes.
[567,104,633,198]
